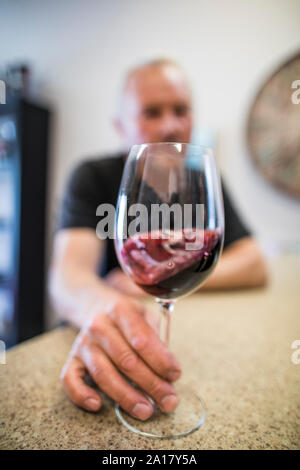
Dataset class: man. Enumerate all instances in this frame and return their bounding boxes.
[49,59,268,421]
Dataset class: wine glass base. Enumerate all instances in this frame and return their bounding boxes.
[115,381,207,439]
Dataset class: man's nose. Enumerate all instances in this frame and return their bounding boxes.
[160,112,181,138]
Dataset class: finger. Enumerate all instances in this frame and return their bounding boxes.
[90,315,179,412]
[79,341,154,421]
[60,355,102,412]
[142,308,160,336]
[108,299,182,382]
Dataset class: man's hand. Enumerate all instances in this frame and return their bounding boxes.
[105,268,146,298]
[60,297,181,420]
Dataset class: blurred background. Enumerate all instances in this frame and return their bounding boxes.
[0,0,299,346]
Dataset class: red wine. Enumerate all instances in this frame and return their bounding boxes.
[120,229,223,299]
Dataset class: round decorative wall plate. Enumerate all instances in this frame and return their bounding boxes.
[247,51,300,198]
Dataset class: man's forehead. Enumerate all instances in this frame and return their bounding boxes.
[124,65,191,104]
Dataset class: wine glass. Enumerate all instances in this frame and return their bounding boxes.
[114,142,224,438]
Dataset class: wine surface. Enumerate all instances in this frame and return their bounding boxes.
[120,229,222,299]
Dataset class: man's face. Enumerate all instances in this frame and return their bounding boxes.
[116,65,193,147]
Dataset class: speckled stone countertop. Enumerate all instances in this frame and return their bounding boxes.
[1,255,300,450]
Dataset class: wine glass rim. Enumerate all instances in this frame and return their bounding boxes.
[130,142,213,152]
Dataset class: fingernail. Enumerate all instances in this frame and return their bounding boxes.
[84,398,100,411]
[170,356,182,372]
[161,394,179,412]
[132,403,153,420]
[167,369,181,381]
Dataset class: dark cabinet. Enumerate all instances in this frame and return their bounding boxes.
[0,95,50,347]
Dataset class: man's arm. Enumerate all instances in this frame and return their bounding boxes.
[48,228,121,329]
[199,237,269,290]
[49,228,181,419]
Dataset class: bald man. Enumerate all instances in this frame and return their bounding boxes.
[49,59,268,420]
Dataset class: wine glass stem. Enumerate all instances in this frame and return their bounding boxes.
[157,301,174,347]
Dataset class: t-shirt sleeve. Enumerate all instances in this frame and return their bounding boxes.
[57,160,104,231]
[222,181,251,249]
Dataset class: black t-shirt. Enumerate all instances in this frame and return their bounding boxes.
[58,153,251,277]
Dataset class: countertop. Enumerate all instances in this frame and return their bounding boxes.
[1,255,300,450]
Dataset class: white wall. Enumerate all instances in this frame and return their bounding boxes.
[1,1,300,325]
[1,0,300,242]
